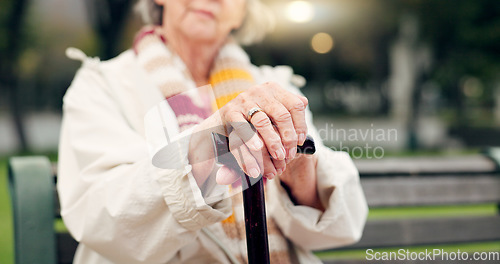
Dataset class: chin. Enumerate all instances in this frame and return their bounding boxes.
[182,24,220,43]
[186,32,219,43]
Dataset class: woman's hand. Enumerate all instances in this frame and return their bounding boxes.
[188,82,308,186]
[279,154,324,211]
[217,81,308,184]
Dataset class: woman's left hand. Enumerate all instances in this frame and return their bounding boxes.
[279,153,325,211]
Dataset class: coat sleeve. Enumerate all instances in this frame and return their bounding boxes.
[57,65,232,263]
[260,65,369,251]
[267,146,368,250]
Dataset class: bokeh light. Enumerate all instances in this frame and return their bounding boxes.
[311,32,334,54]
[286,1,315,23]
[462,77,483,98]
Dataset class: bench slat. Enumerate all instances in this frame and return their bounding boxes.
[343,215,500,249]
[354,155,498,176]
[362,175,500,207]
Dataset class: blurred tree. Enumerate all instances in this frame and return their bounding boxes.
[84,0,134,60]
[382,0,500,149]
[401,0,500,126]
[0,0,32,152]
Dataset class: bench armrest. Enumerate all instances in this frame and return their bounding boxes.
[8,156,56,264]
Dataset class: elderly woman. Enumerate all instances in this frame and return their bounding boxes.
[58,0,368,263]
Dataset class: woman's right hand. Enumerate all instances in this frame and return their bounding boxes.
[189,82,309,186]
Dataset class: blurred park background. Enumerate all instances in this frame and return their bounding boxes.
[0,0,499,263]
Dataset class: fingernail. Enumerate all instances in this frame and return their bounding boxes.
[288,147,297,160]
[265,173,275,179]
[276,169,283,175]
[275,147,285,160]
[298,133,306,146]
[249,168,260,178]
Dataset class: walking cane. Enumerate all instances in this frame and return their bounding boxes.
[212,132,316,264]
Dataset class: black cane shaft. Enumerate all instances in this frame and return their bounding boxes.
[211,132,315,264]
[242,176,270,264]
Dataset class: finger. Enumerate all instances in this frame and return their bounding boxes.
[254,133,278,179]
[251,99,296,160]
[298,95,309,107]
[249,110,286,161]
[269,123,288,173]
[272,156,286,177]
[246,135,282,181]
[274,91,308,147]
[268,124,287,174]
[253,83,298,160]
[216,165,241,185]
[224,110,263,151]
[229,132,262,179]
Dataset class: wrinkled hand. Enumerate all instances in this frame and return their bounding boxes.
[189,82,308,186]
[215,82,308,185]
[279,154,324,211]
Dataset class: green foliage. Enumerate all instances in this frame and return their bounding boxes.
[401,0,500,126]
[419,1,499,81]
[0,0,34,63]
[0,1,10,52]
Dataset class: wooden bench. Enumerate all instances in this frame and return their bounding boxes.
[8,151,500,264]
[323,151,500,263]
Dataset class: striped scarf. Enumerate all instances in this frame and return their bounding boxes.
[133,26,254,131]
[134,26,291,263]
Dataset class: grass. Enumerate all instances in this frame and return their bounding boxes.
[368,204,498,220]
[0,155,498,263]
[0,158,14,264]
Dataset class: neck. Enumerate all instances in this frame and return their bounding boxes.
[164,31,226,86]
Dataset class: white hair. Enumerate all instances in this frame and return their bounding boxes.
[134,0,275,45]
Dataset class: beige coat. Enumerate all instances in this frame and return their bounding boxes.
[58,48,368,264]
